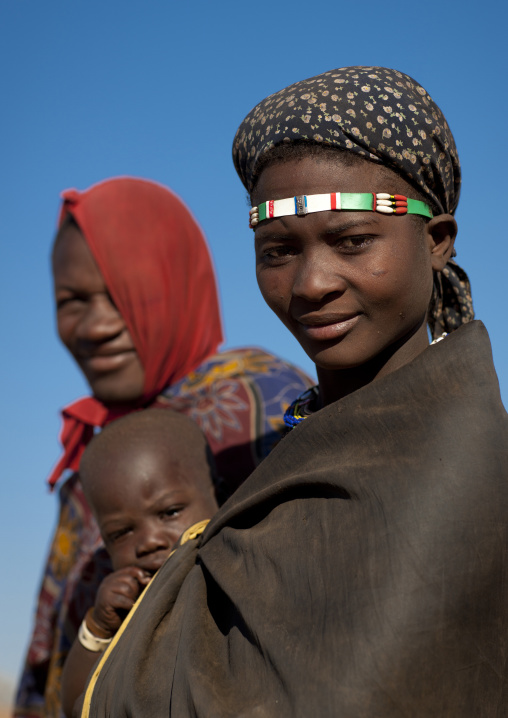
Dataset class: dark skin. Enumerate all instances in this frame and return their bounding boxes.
[252,156,456,406]
[52,220,146,406]
[61,415,218,718]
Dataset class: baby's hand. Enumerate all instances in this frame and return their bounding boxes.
[92,566,152,636]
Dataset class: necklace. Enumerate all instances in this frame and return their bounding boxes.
[284,386,320,428]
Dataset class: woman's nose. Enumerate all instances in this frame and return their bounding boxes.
[75,295,125,343]
[292,251,347,303]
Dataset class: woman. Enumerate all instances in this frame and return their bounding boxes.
[81,70,507,716]
[15,177,312,718]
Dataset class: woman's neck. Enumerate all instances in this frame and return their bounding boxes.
[317,325,430,407]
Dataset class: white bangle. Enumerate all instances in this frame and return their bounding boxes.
[78,618,113,652]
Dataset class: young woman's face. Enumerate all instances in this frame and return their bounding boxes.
[52,221,145,405]
[252,156,437,377]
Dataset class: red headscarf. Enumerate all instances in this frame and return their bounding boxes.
[48,177,223,487]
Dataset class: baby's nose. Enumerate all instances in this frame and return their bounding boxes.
[136,526,170,557]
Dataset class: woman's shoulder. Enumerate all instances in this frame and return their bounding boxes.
[197,347,313,381]
[157,347,314,399]
[152,347,315,476]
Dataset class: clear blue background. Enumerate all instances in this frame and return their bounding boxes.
[1,0,506,692]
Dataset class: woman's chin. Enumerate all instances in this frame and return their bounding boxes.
[88,377,146,407]
[80,359,146,406]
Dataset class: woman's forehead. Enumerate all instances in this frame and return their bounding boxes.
[52,222,102,284]
[252,155,408,204]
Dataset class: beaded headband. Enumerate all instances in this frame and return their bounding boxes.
[249,192,433,228]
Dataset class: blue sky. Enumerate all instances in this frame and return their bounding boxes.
[2,0,507,688]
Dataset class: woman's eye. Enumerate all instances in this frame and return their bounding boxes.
[337,236,374,251]
[106,291,119,311]
[260,245,297,262]
[56,295,84,310]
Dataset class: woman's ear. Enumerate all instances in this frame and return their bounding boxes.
[426,214,457,271]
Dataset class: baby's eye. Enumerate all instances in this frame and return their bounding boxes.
[107,526,131,543]
[161,505,185,520]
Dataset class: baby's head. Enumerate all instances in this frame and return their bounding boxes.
[233,67,474,387]
[80,408,219,573]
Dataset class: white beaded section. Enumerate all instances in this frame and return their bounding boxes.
[273,197,296,216]
[306,193,340,212]
[249,207,259,226]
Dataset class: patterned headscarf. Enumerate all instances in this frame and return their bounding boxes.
[232,66,473,337]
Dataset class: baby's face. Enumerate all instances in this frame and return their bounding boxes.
[252,155,437,377]
[90,452,218,574]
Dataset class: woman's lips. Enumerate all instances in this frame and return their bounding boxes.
[82,349,137,373]
[297,314,360,341]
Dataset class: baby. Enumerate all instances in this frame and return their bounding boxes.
[61,408,219,717]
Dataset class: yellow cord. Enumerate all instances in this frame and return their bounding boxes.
[81,519,210,717]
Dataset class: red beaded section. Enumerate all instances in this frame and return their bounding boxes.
[375,193,408,214]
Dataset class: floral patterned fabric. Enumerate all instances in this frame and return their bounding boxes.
[232,65,474,340]
[15,347,313,718]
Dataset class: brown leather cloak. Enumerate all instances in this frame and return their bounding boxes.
[83,322,508,717]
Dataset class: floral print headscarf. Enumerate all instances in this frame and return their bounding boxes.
[232,66,473,337]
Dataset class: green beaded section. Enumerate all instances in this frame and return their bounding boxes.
[340,193,374,211]
[258,203,268,221]
[407,198,433,218]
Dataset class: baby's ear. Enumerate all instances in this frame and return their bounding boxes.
[426,214,457,271]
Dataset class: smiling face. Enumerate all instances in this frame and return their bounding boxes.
[252,154,455,396]
[52,220,145,405]
[81,412,219,573]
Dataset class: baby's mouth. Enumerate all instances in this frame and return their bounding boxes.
[139,553,171,577]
